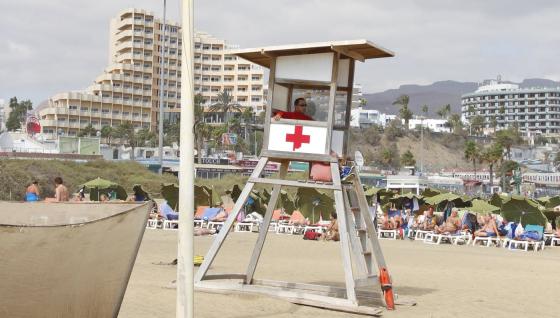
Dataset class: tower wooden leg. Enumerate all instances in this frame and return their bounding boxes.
[330,163,357,304]
[195,157,268,283]
[245,161,288,284]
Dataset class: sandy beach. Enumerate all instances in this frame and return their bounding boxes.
[119,230,560,318]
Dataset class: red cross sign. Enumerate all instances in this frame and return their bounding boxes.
[285,125,311,151]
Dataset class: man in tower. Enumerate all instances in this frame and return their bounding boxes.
[273,97,313,121]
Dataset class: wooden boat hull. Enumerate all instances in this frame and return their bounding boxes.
[0,202,151,318]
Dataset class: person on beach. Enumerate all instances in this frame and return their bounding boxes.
[25,181,40,202]
[419,207,437,231]
[99,193,109,202]
[434,208,461,234]
[324,212,339,241]
[54,177,69,202]
[474,215,499,237]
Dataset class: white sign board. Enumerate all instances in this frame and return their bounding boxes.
[275,53,334,83]
[268,123,327,155]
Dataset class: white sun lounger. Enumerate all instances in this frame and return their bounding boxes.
[207,221,225,231]
[550,236,560,247]
[377,229,397,240]
[424,232,471,245]
[163,219,179,230]
[506,239,545,251]
[235,222,254,232]
[146,218,159,229]
[472,236,502,247]
[414,230,432,241]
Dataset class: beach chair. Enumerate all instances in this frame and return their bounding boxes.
[378,229,398,240]
[207,221,224,231]
[194,219,204,228]
[163,219,179,230]
[550,236,560,247]
[424,231,471,245]
[146,218,159,229]
[235,222,254,232]
[268,221,279,232]
[472,235,501,247]
[276,223,295,234]
[506,225,546,251]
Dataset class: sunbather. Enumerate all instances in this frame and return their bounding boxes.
[419,207,437,231]
[210,206,228,222]
[324,212,339,241]
[434,209,461,234]
[474,215,499,237]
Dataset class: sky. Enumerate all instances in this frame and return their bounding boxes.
[1,0,560,107]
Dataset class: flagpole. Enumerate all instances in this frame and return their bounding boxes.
[177,0,194,317]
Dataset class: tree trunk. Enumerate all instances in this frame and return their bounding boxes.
[473,159,477,179]
[489,163,494,187]
[196,136,203,163]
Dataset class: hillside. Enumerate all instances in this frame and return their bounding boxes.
[363,78,560,117]
[348,128,472,172]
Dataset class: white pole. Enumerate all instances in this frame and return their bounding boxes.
[177,0,194,317]
[158,0,167,175]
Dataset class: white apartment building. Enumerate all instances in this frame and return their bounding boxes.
[462,78,560,137]
[38,8,264,139]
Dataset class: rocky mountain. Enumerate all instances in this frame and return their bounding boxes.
[363,78,560,117]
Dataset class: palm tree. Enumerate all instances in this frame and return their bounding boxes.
[490,117,498,134]
[464,140,481,179]
[392,94,413,130]
[193,94,210,161]
[78,124,97,137]
[421,105,429,116]
[100,126,114,145]
[447,113,463,134]
[470,115,485,136]
[437,104,451,120]
[209,91,242,133]
[481,143,503,187]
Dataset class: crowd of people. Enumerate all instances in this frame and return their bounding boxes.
[379,205,560,242]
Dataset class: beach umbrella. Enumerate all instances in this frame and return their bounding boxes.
[226,184,242,203]
[161,183,179,211]
[500,195,547,226]
[389,193,422,210]
[421,188,441,198]
[81,177,127,201]
[294,187,334,223]
[194,185,211,207]
[279,190,296,214]
[424,192,470,208]
[489,193,507,208]
[465,199,500,215]
[537,196,560,210]
[132,184,151,201]
[211,186,222,206]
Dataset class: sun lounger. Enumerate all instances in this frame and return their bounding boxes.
[304,225,325,234]
[207,221,224,231]
[163,219,179,230]
[550,236,560,247]
[377,229,398,240]
[235,222,254,232]
[424,231,471,245]
[194,219,204,228]
[268,222,279,232]
[146,218,159,229]
[506,225,545,252]
[276,223,295,234]
[472,235,501,247]
[414,229,432,240]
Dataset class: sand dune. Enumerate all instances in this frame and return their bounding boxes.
[120,230,560,318]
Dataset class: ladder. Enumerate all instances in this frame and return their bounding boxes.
[340,172,394,308]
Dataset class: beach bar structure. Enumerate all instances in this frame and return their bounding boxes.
[194,40,414,315]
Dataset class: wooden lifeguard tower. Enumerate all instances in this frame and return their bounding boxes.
[195,40,408,315]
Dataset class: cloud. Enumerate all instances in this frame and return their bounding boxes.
[1,0,560,106]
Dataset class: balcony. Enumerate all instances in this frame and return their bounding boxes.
[115,30,133,41]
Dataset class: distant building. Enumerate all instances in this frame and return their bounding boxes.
[38,8,264,139]
[407,118,448,133]
[350,107,381,128]
[462,77,560,137]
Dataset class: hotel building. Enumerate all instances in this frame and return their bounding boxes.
[461,78,560,137]
[38,8,265,139]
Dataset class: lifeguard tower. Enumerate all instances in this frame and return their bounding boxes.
[195,40,410,315]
